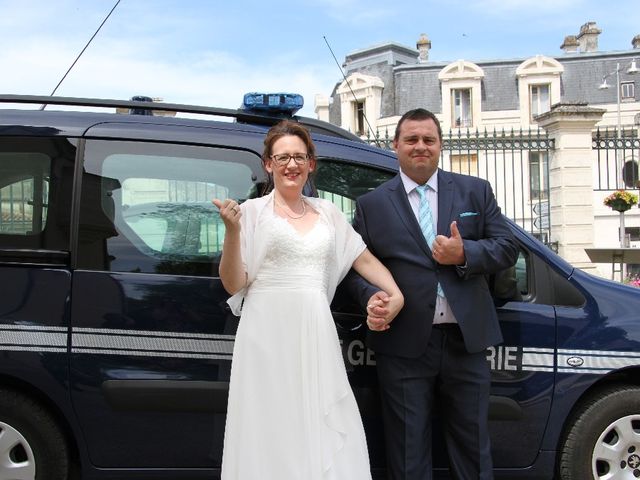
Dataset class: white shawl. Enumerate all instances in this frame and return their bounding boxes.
[227,191,366,316]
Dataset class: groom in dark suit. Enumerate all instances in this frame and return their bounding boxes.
[346,108,518,479]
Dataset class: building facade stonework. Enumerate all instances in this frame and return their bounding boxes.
[315,22,640,279]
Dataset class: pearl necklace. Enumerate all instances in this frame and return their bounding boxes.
[275,197,307,219]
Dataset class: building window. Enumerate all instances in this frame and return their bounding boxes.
[626,227,640,242]
[452,89,472,128]
[449,153,478,176]
[621,82,635,101]
[354,101,365,136]
[529,152,549,201]
[516,55,563,126]
[626,228,640,265]
[530,84,550,120]
[622,160,639,188]
[337,73,384,135]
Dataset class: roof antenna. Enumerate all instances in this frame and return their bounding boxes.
[40,0,122,110]
[323,36,381,148]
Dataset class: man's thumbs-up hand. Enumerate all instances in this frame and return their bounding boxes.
[432,221,466,265]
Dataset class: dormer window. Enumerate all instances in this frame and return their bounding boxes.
[354,101,366,136]
[438,60,484,130]
[452,89,473,128]
[621,81,635,101]
[516,55,563,126]
[530,84,551,121]
[336,73,384,137]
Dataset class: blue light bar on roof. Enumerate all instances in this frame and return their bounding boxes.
[242,92,304,115]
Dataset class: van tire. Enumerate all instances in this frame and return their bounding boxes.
[0,388,69,480]
[558,385,640,479]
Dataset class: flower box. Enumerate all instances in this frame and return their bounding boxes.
[603,190,638,212]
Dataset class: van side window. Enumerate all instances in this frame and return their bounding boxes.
[486,249,531,308]
[515,251,529,297]
[0,152,49,235]
[0,137,75,253]
[314,159,394,221]
[500,246,585,308]
[77,140,265,275]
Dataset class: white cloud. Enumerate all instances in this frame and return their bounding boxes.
[0,0,337,117]
[0,34,333,116]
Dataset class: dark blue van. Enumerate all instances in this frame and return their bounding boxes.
[0,94,639,480]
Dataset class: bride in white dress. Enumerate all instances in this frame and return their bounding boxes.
[213,120,404,480]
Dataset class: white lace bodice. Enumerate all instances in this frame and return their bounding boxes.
[252,214,334,291]
[252,213,333,292]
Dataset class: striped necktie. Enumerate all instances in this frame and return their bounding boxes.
[416,184,444,297]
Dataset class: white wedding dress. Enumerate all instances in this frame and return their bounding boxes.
[221,211,372,480]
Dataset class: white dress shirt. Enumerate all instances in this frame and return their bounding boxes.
[399,169,458,325]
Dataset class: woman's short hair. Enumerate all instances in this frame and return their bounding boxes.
[262,120,316,161]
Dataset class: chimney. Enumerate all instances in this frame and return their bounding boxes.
[560,35,580,53]
[633,34,640,49]
[416,33,431,63]
[576,21,601,52]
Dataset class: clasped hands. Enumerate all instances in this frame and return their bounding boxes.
[366,291,403,332]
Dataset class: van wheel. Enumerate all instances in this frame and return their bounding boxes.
[0,388,69,480]
[558,385,640,479]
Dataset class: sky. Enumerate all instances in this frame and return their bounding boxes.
[0,0,638,117]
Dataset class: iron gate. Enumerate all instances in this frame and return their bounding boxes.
[593,126,640,191]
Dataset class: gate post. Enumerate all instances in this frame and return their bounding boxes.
[536,103,605,272]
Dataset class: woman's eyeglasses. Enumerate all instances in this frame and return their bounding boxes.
[270,153,310,166]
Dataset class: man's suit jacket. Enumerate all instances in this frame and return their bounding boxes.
[347,169,519,357]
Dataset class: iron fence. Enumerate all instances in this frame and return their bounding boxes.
[593,126,640,191]
[366,127,555,247]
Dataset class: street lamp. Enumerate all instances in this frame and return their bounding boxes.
[598,59,639,137]
[597,59,638,251]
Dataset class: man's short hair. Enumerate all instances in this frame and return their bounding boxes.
[394,109,442,142]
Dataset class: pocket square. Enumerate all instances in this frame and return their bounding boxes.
[459,211,479,217]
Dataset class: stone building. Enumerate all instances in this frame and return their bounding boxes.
[315,22,640,279]
[316,22,638,137]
